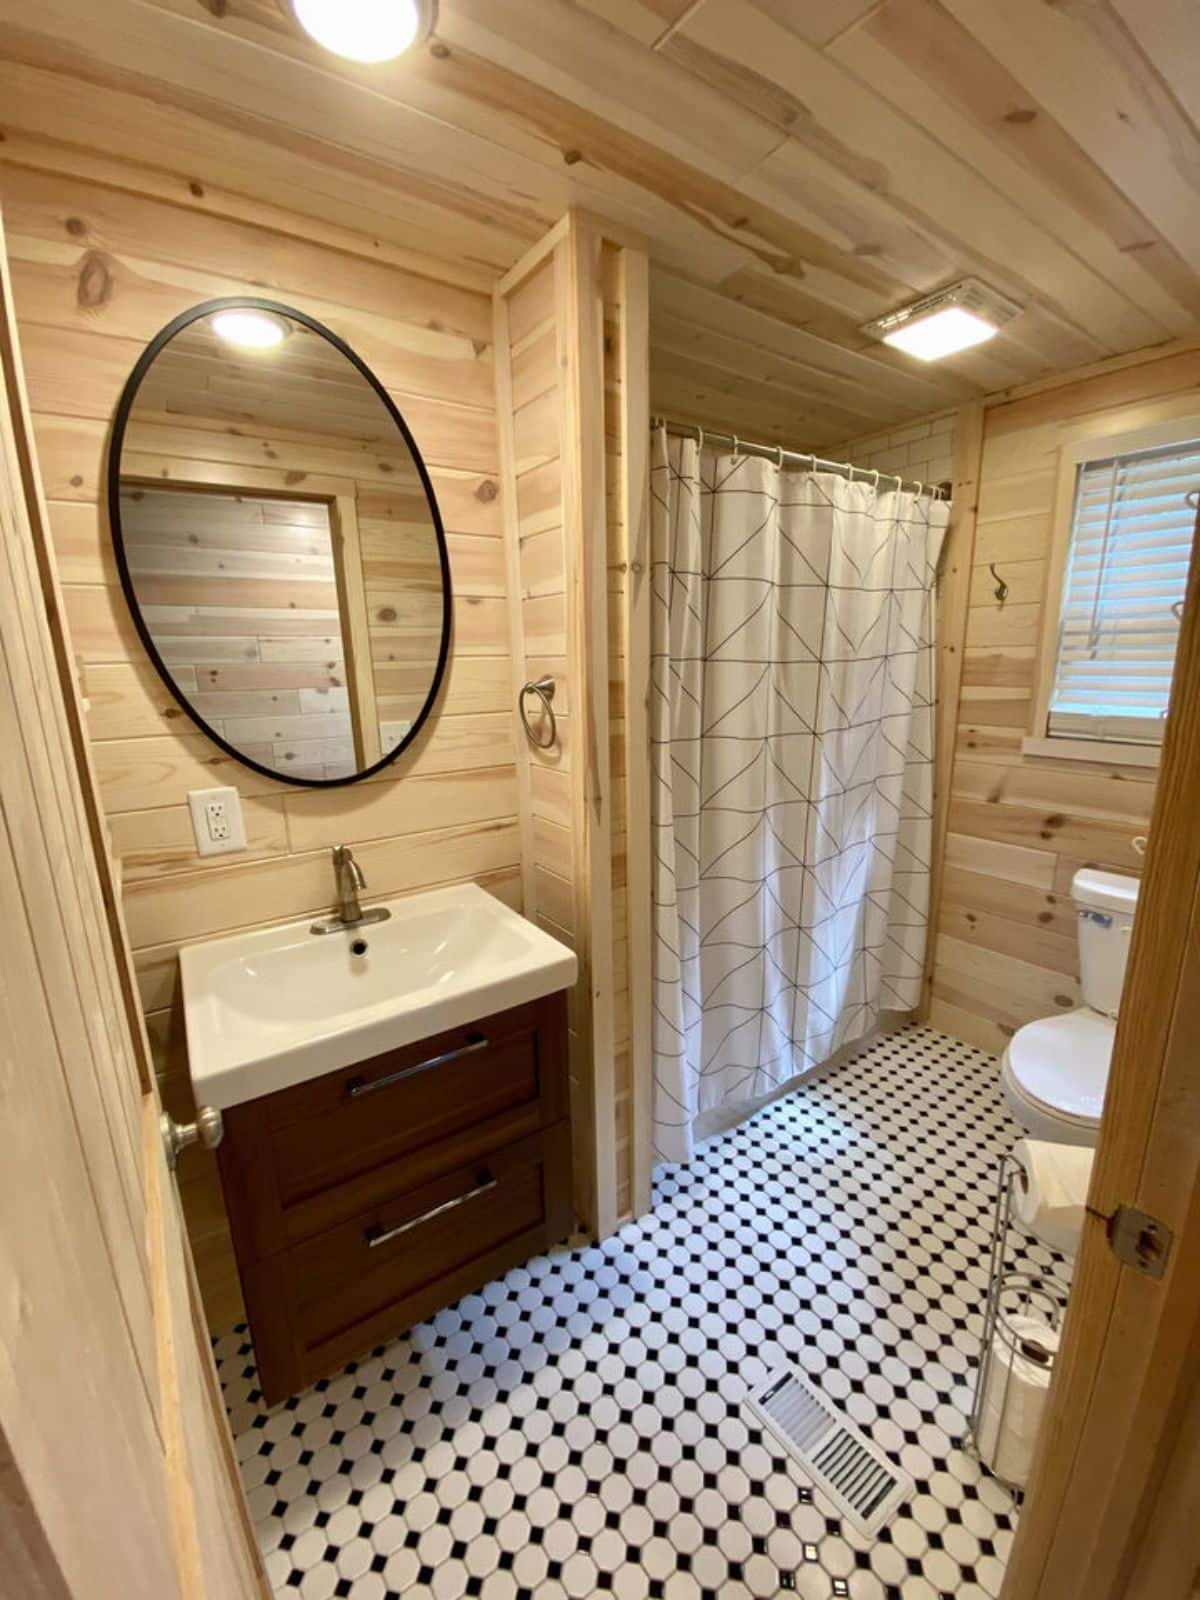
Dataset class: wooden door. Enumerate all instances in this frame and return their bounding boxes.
[0,208,267,1598]
[1002,508,1200,1598]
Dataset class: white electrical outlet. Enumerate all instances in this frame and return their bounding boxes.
[205,796,231,841]
[187,786,247,857]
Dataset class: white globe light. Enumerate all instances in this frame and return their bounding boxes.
[292,0,426,63]
[211,310,288,351]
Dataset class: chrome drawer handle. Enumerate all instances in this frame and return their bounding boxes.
[364,1172,498,1249]
[346,1034,488,1098]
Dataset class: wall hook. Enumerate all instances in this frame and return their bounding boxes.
[989,563,1009,604]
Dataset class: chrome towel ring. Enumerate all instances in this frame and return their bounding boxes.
[519,674,557,748]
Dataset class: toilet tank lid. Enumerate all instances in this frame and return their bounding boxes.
[1072,867,1139,914]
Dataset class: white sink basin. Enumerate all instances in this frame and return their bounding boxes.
[180,882,577,1109]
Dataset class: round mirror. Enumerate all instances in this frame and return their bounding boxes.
[108,297,450,786]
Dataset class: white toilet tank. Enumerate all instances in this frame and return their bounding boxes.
[1072,868,1140,1017]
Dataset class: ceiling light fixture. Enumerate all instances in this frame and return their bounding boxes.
[862,278,1022,362]
[211,310,289,351]
[291,0,437,63]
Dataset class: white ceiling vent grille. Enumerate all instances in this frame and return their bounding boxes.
[746,1368,913,1537]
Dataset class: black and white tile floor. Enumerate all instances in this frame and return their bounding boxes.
[215,1025,1069,1600]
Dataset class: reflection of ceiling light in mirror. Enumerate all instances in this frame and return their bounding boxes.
[862,278,1022,362]
[211,310,289,351]
[291,0,435,62]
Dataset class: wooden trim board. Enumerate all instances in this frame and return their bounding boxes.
[982,334,1200,411]
[562,216,617,1241]
[920,399,982,1021]
[493,289,538,917]
[617,245,654,1220]
[329,492,380,769]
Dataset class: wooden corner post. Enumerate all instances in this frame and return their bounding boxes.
[493,212,651,1238]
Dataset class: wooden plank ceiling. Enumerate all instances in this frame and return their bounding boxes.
[0,0,1197,448]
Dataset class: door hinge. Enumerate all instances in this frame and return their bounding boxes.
[1108,1204,1173,1279]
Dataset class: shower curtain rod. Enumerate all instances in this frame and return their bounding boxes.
[653,416,950,500]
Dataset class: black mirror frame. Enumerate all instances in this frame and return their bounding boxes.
[106,295,453,789]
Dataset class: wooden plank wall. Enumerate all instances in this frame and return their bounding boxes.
[926,350,1200,1054]
[0,147,518,1331]
[495,214,651,1236]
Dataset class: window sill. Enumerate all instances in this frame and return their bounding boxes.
[1020,734,1161,770]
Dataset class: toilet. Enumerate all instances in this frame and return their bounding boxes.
[1000,868,1139,1147]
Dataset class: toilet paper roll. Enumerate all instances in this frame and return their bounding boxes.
[976,1313,1059,1488]
[1012,1138,1094,1257]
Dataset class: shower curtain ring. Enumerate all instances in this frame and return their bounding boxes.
[733,433,740,457]
[697,425,704,453]
[871,469,880,489]
[913,479,924,499]
[775,443,784,468]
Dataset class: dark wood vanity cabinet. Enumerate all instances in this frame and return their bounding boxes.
[217,992,572,1405]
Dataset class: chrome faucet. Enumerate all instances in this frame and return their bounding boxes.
[311,844,391,935]
[335,843,365,922]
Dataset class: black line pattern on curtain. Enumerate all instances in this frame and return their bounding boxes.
[650,429,950,1163]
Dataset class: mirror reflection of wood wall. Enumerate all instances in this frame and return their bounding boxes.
[114,307,446,784]
[120,487,354,780]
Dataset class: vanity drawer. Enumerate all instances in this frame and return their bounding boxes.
[263,996,554,1133]
[219,991,568,1254]
[245,1123,572,1402]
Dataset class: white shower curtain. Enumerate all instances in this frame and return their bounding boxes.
[651,427,950,1164]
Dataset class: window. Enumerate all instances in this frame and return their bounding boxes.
[1031,418,1200,760]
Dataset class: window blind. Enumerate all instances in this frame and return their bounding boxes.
[1048,439,1200,743]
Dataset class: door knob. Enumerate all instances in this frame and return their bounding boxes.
[160,1105,224,1170]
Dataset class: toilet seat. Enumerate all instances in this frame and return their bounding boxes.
[1000,1008,1114,1147]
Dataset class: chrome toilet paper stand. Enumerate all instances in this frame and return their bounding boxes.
[966,1154,1070,1495]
